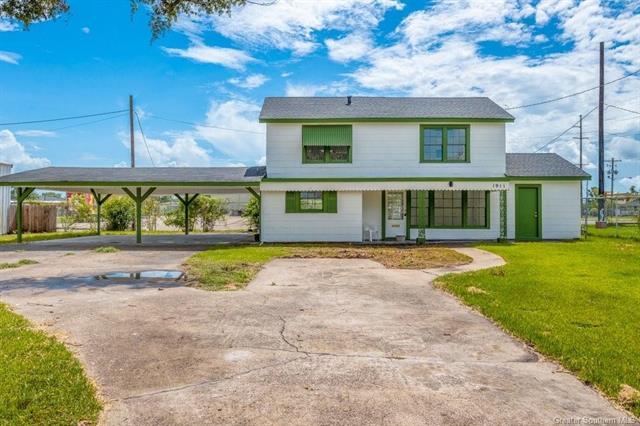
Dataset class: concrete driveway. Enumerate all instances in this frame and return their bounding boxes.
[0,244,630,425]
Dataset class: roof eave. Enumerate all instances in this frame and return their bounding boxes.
[259,117,515,123]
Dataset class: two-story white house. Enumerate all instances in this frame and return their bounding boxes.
[258,96,590,242]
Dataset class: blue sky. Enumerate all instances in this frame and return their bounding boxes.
[0,0,638,190]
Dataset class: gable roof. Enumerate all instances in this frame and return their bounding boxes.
[260,97,515,122]
[0,166,266,186]
[506,153,590,178]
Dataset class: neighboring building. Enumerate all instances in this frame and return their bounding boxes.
[258,97,589,242]
[0,162,12,235]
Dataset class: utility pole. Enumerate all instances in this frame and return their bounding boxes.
[607,157,621,199]
[597,41,606,227]
[572,114,589,210]
[129,95,135,168]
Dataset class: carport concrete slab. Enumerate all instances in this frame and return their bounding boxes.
[0,248,631,425]
[0,233,253,252]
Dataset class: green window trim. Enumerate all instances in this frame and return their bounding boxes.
[407,190,490,229]
[420,124,470,163]
[285,191,338,213]
[302,125,353,164]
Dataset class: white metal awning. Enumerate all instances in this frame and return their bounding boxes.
[260,181,510,192]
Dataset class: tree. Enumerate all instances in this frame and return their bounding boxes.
[142,196,161,231]
[198,196,227,232]
[1,0,254,39]
[242,196,259,232]
[630,185,637,194]
[164,197,200,232]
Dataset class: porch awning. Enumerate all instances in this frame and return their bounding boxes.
[260,180,510,192]
[302,125,352,146]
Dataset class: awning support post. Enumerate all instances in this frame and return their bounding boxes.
[123,187,156,244]
[175,193,199,235]
[90,189,111,236]
[15,187,35,243]
[416,190,427,244]
[245,187,260,201]
[499,190,507,241]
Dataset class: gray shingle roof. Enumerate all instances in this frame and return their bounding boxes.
[506,153,590,178]
[260,97,514,121]
[0,166,266,185]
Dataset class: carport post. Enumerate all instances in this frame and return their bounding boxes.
[175,193,199,235]
[245,186,260,201]
[90,189,111,236]
[122,187,156,244]
[15,187,35,243]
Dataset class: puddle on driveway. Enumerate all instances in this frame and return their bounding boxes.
[94,270,185,281]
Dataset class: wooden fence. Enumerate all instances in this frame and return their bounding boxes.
[8,204,58,233]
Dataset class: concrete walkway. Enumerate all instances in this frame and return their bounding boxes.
[0,246,631,425]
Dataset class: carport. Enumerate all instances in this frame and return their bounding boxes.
[0,166,264,243]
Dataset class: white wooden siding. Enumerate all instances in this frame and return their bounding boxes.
[266,122,506,178]
[261,191,363,242]
[507,181,581,239]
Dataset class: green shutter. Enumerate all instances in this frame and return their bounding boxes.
[302,125,352,146]
[323,191,338,213]
[285,192,299,213]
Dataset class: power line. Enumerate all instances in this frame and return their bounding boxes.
[134,111,155,167]
[605,104,640,116]
[0,109,128,126]
[504,67,640,111]
[534,106,598,153]
[147,114,265,135]
[49,112,128,131]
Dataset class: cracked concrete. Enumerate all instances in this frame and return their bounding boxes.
[0,244,631,425]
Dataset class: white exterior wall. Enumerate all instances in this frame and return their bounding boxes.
[266,122,506,178]
[0,163,12,235]
[507,181,581,239]
[261,191,363,242]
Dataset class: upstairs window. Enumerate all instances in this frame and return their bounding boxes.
[302,125,352,163]
[420,125,469,162]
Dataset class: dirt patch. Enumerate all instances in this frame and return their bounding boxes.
[288,246,471,269]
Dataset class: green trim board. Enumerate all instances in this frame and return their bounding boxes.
[260,117,515,123]
[381,190,386,239]
[515,184,542,240]
[420,125,470,163]
[262,176,588,182]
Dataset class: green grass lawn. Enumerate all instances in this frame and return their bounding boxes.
[436,232,640,416]
[0,229,251,245]
[0,303,101,425]
[186,245,470,291]
[587,224,640,241]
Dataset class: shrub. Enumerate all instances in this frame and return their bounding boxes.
[102,196,135,231]
[164,195,228,232]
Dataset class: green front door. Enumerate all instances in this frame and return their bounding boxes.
[515,185,541,240]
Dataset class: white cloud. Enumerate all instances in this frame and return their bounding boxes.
[285,82,322,97]
[620,176,640,191]
[0,130,50,170]
[162,39,255,70]
[81,26,90,34]
[0,50,21,65]
[0,20,17,31]
[195,100,265,162]
[14,130,57,138]
[119,130,214,167]
[608,136,640,161]
[228,73,269,89]
[326,32,373,63]
[178,0,403,56]
[345,0,640,168]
